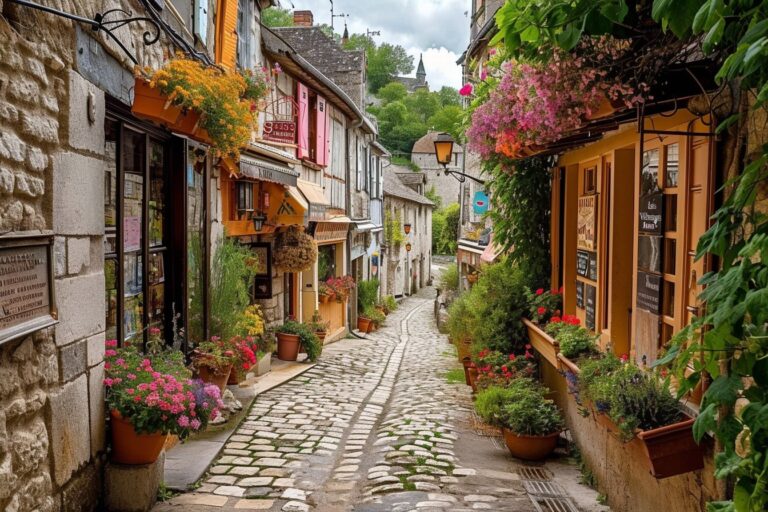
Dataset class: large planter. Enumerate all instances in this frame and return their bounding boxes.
[132,79,182,126]
[461,357,473,386]
[524,318,559,368]
[636,417,704,479]
[110,410,167,465]
[357,316,372,333]
[455,338,472,363]
[197,363,232,393]
[502,428,560,461]
[315,331,327,344]
[276,332,300,361]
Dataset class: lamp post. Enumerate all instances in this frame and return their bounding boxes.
[433,132,486,185]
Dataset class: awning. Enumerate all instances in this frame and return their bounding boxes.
[238,154,299,187]
[353,220,377,232]
[314,216,351,243]
[286,186,310,211]
[296,179,330,221]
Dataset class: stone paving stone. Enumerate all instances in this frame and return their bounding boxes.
[232,499,274,510]
[213,486,245,497]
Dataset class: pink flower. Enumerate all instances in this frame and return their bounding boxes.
[105,339,118,348]
[103,378,114,387]
[177,415,190,428]
[190,418,201,430]
[536,288,544,296]
[459,83,473,96]
[105,349,117,357]
[480,69,488,81]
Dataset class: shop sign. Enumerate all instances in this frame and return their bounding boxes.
[585,284,596,330]
[263,121,296,145]
[636,271,663,314]
[577,195,597,251]
[576,250,589,277]
[0,234,57,345]
[472,191,489,215]
[638,235,662,273]
[576,281,584,309]
[639,191,663,235]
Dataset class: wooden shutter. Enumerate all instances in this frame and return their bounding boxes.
[315,96,328,166]
[297,84,310,160]
[215,0,238,69]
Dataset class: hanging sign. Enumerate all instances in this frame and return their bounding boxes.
[639,192,663,235]
[577,195,597,251]
[472,191,489,215]
[636,271,663,314]
[262,121,296,145]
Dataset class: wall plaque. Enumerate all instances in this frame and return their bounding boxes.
[576,250,589,277]
[636,271,662,314]
[576,281,584,308]
[638,235,662,273]
[588,253,598,281]
[577,195,597,251]
[0,234,57,345]
[585,284,596,330]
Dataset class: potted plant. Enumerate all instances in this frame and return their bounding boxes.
[357,314,372,333]
[227,335,259,385]
[382,295,398,314]
[275,320,322,362]
[475,379,563,460]
[318,281,335,304]
[192,336,236,392]
[308,310,330,343]
[326,275,356,303]
[364,305,385,331]
[104,340,223,465]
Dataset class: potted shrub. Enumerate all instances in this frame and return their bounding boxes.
[276,320,322,362]
[382,295,398,314]
[364,305,385,331]
[308,310,330,343]
[104,340,223,465]
[326,275,356,303]
[476,379,563,460]
[357,314,372,333]
[318,281,335,303]
[192,337,236,392]
[227,335,259,385]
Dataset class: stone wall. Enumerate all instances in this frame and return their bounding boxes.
[411,152,463,209]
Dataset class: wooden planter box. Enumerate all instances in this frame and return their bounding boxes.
[524,318,559,368]
[636,417,704,479]
[556,353,581,374]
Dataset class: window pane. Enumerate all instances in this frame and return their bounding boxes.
[663,238,677,275]
[105,258,118,341]
[123,130,145,344]
[664,194,678,232]
[149,141,165,248]
[104,119,118,254]
[318,245,336,281]
[665,143,679,188]
[663,281,675,318]
[187,147,206,342]
[641,149,660,195]
[148,251,166,329]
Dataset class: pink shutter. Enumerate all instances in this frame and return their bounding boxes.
[297,83,309,159]
[315,96,328,166]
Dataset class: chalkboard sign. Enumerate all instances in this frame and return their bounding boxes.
[576,250,589,277]
[638,235,662,273]
[636,271,663,314]
[639,191,664,235]
[585,284,596,330]
[576,281,584,308]
[588,253,598,281]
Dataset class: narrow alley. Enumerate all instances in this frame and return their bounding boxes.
[153,285,594,512]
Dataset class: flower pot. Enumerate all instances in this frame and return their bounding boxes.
[197,363,232,393]
[636,417,704,479]
[524,318,559,368]
[357,316,372,333]
[315,330,327,343]
[171,109,202,138]
[110,410,168,465]
[456,338,472,363]
[468,366,479,394]
[462,357,473,386]
[502,428,560,461]
[227,368,245,385]
[276,332,300,361]
[256,352,272,376]
[132,79,182,126]
[319,294,331,304]
[467,273,478,284]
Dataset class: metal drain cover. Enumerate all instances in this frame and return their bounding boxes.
[518,466,554,481]
[531,496,580,512]
[523,480,568,497]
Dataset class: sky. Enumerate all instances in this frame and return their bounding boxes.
[274,0,471,90]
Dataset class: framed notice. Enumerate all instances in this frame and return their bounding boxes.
[250,243,272,300]
[585,284,596,330]
[576,281,584,308]
[577,195,597,251]
[0,233,58,345]
[576,250,589,277]
[637,271,663,314]
[588,253,598,281]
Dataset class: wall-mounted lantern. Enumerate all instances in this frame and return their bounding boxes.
[403,223,412,235]
[405,242,412,252]
[252,213,267,232]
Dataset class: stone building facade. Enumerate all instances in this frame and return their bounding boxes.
[410,131,464,208]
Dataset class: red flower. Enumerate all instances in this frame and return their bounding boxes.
[501,365,508,373]
[525,344,532,350]
[508,354,516,361]
[525,351,534,359]
[537,306,547,316]
[535,288,544,296]
[549,316,562,324]
[620,354,629,363]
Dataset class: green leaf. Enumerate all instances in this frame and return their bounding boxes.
[733,482,752,511]
[703,375,741,407]
[520,25,540,43]
[702,17,725,54]
[740,19,768,45]
[599,1,629,23]
[693,403,717,442]
[556,23,582,50]
[706,501,735,512]
[692,1,711,33]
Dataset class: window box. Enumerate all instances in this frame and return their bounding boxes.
[523,318,559,368]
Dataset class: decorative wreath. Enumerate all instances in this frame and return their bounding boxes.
[273,226,318,272]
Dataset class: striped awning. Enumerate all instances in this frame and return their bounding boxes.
[238,155,299,187]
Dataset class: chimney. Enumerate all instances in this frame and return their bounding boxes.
[293,10,314,27]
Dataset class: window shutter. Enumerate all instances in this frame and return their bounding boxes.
[315,96,328,166]
[215,0,238,69]
[297,84,309,160]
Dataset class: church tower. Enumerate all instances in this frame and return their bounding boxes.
[416,54,426,86]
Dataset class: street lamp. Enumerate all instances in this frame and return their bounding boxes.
[433,132,486,185]
[252,213,267,232]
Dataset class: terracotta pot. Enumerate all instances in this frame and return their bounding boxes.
[227,368,245,385]
[456,338,472,363]
[319,294,331,304]
[468,367,479,394]
[467,273,479,284]
[197,364,232,392]
[315,331,327,343]
[357,316,372,333]
[636,417,704,479]
[132,79,182,126]
[276,332,300,361]
[110,410,167,465]
[502,428,560,461]
[524,318,559,368]
[462,357,473,386]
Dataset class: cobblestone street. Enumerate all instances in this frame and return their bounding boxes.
[154,286,590,512]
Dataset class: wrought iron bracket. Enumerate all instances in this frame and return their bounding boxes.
[440,166,486,185]
[6,0,160,64]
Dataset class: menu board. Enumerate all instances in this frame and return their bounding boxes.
[577,195,597,251]
[585,284,596,330]
[0,238,57,344]
[576,281,584,308]
[576,250,589,277]
[637,271,663,314]
[588,254,598,281]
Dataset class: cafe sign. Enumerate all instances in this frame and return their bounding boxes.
[0,233,57,345]
[577,195,597,251]
[262,121,296,145]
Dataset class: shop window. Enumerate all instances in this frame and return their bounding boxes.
[664,143,679,188]
[664,194,678,232]
[318,245,336,281]
[641,149,660,192]
[583,166,596,195]
[235,181,255,220]
[663,238,677,276]
[663,280,675,318]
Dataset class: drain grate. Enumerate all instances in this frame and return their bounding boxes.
[518,466,554,481]
[531,496,580,512]
[523,480,568,497]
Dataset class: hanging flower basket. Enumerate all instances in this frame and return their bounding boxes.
[273,226,318,272]
[132,79,183,126]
